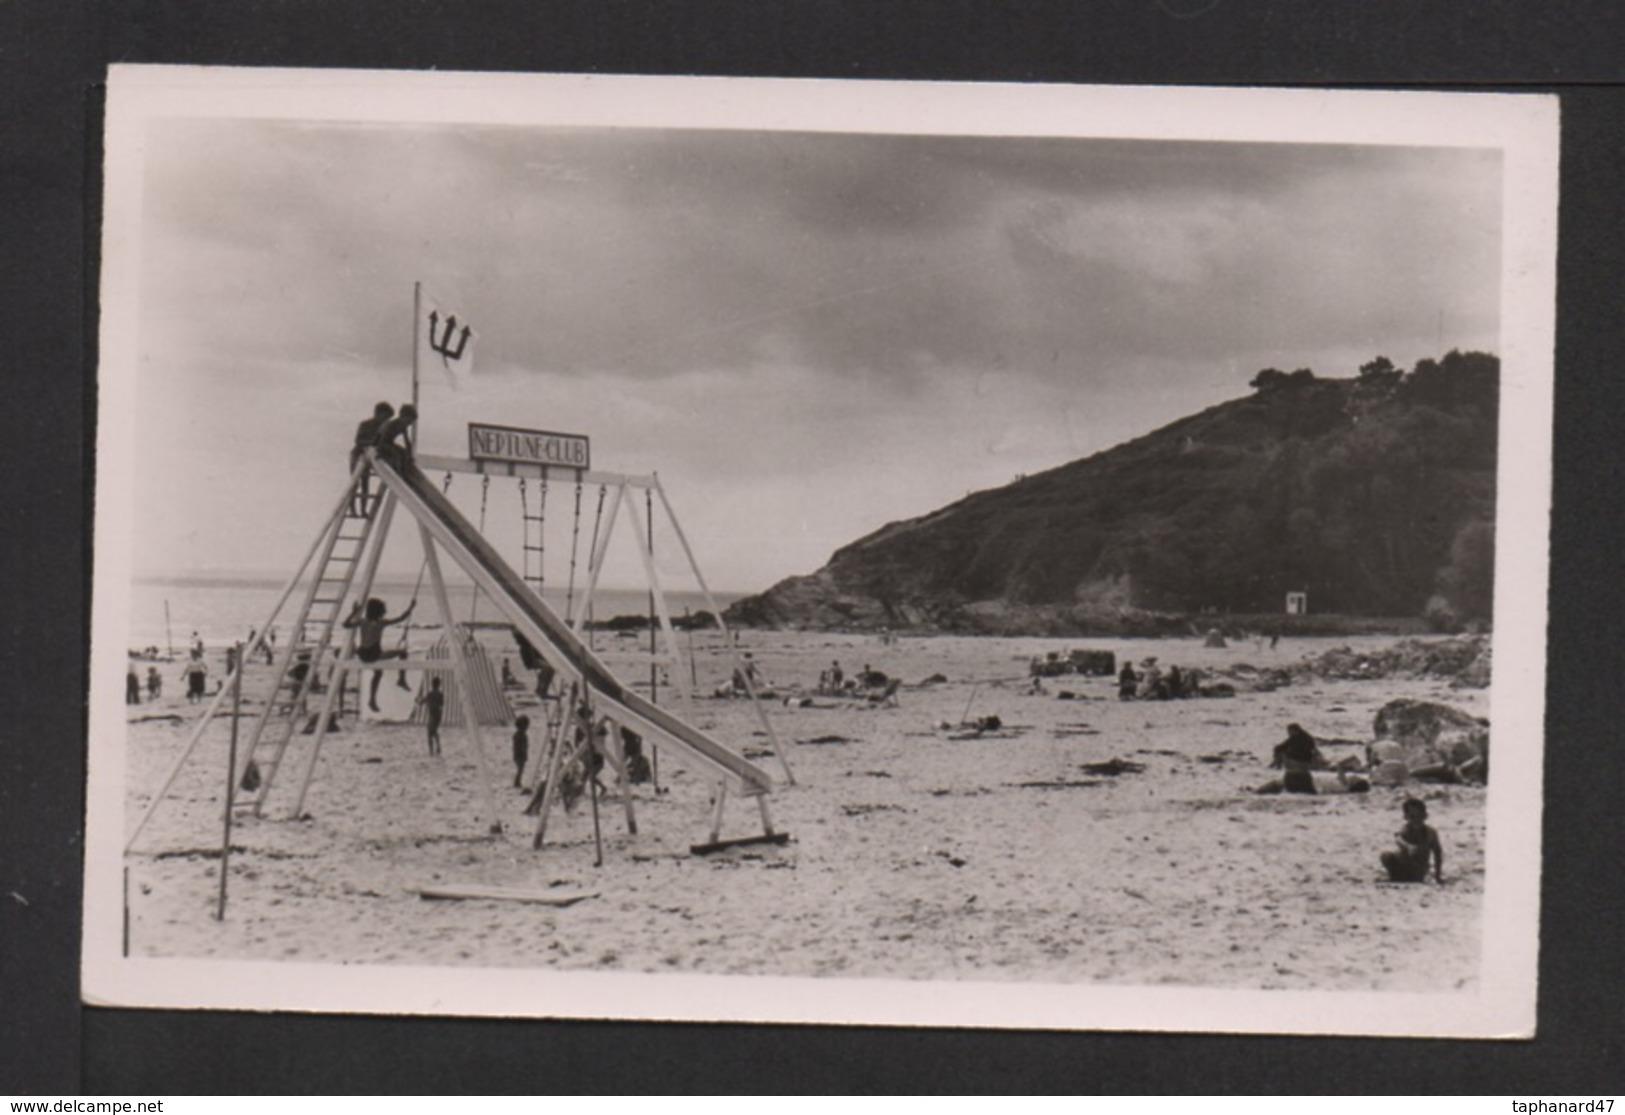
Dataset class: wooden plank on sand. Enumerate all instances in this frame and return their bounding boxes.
[416,884,597,906]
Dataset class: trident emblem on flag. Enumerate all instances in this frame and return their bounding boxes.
[428,310,472,363]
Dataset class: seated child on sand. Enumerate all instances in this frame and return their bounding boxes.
[1381,796,1444,884]
[1271,722,1321,793]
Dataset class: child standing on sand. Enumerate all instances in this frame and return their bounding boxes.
[416,677,444,756]
[511,715,531,788]
[1381,797,1444,883]
[180,652,209,703]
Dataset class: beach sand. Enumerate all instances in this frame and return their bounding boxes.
[120,631,1486,994]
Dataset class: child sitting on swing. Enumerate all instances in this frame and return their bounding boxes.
[344,596,416,712]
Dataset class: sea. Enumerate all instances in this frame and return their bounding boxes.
[129,575,739,653]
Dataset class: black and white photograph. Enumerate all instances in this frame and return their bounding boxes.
[84,68,1557,1037]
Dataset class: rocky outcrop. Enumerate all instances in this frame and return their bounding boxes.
[1369,698,1489,784]
[727,352,1499,633]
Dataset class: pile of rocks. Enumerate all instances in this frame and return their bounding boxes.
[1365,698,1489,786]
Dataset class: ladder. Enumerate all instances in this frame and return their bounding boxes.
[520,472,547,600]
[231,479,391,815]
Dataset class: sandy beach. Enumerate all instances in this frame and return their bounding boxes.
[120,630,1487,994]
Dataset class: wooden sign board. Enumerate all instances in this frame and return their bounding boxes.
[467,422,591,471]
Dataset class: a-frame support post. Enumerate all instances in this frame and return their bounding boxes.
[620,488,691,703]
[529,682,577,849]
[653,478,796,786]
[570,478,625,637]
[534,685,618,852]
[708,779,729,845]
[417,520,507,836]
[597,713,639,836]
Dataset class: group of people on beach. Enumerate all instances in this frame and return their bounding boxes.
[127,650,211,705]
[1116,657,1207,700]
[814,660,891,697]
[124,663,164,704]
[1255,720,1444,884]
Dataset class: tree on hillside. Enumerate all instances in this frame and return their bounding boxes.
[1250,367,1288,391]
[1434,519,1496,626]
[1249,366,1318,392]
[1358,355,1403,389]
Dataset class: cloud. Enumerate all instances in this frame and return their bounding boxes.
[127,119,1504,588]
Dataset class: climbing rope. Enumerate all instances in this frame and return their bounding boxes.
[518,476,531,586]
[394,559,428,650]
[536,473,549,589]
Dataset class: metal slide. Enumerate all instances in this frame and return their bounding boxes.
[370,454,776,796]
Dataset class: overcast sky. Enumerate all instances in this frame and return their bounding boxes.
[124,114,1502,593]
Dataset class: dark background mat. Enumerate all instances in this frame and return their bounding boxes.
[3,1,1620,1095]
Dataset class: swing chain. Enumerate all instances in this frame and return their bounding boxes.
[564,476,585,622]
[534,473,550,593]
[470,475,491,624]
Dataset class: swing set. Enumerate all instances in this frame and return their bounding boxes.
[126,276,796,880]
[127,429,794,866]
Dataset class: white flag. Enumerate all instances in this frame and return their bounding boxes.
[419,291,477,389]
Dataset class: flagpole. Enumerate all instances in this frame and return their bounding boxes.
[412,280,422,416]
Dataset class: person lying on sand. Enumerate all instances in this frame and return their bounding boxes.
[1254,769,1370,795]
[1263,722,1323,794]
[1381,797,1443,883]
